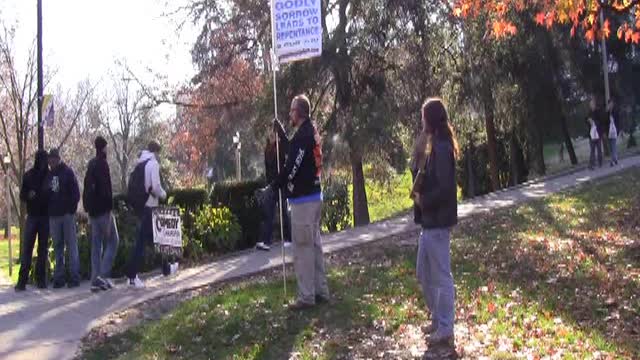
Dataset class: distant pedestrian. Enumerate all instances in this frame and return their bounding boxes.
[256,132,292,251]
[271,94,329,310]
[607,98,620,166]
[46,149,81,288]
[83,136,119,292]
[125,141,166,289]
[412,98,459,356]
[588,99,603,169]
[15,150,50,291]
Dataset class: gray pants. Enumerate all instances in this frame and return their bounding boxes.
[290,200,329,304]
[90,213,119,283]
[416,228,455,337]
[50,215,80,284]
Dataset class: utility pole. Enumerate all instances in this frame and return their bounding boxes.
[37,0,44,150]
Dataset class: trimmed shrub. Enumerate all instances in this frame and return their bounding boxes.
[209,179,265,250]
[322,177,351,232]
[194,205,242,254]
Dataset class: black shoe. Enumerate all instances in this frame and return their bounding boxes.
[287,300,315,311]
[36,282,47,289]
[53,281,66,289]
[315,295,331,304]
[14,283,26,292]
[67,281,80,289]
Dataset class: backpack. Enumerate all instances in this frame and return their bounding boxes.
[127,160,150,215]
[82,159,97,214]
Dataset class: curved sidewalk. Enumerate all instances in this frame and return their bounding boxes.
[1,155,639,360]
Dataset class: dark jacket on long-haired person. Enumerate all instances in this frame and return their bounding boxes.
[414,137,457,229]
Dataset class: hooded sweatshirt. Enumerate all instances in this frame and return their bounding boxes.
[84,151,113,217]
[20,151,50,217]
[138,150,166,207]
[46,162,80,216]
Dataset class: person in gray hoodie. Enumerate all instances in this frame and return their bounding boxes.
[125,141,166,288]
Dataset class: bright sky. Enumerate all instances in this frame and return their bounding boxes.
[2,0,199,97]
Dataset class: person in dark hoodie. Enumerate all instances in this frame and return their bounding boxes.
[256,132,291,251]
[411,98,458,357]
[271,94,329,310]
[46,148,81,288]
[84,136,119,292]
[15,150,50,291]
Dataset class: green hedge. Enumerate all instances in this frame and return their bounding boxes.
[209,179,265,250]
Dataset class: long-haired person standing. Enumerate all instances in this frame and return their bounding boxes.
[411,98,459,356]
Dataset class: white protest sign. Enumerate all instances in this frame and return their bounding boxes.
[271,0,323,64]
[152,207,183,251]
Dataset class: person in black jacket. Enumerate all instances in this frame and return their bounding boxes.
[256,132,291,251]
[46,148,81,288]
[84,136,119,292]
[15,150,50,291]
[411,98,458,354]
[271,94,329,310]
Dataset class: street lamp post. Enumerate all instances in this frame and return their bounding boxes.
[4,155,12,277]
[232,132,241,181]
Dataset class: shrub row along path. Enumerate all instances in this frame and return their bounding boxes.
[1,155,640,360]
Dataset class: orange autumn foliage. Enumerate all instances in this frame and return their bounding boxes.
[451,0,640,44]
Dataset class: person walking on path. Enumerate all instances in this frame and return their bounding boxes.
[607,98,621,166]
[256,132,292,251]
[125,141,166,289]
[587,115,603,170]
[271,94,329,310]
[46,149,81,289]
[15,150,50,291]
[411,98,459,357]
[83,136,119,292]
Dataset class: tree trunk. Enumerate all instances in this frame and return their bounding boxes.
[560,113,578,165]
[482,90,500,192]
[509,131,520,186]
[465,144,476,198]
[350,149,370,226]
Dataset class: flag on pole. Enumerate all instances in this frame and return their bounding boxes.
[42,94,54,127]
[271,0,323,65]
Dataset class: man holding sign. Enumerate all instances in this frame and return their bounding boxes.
[271,95,329,310]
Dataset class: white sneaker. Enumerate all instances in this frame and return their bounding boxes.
[256,242,270,251]
[283,242,292,248]
[129,276,145,289]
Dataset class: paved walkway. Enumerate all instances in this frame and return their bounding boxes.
[1,154,639,360]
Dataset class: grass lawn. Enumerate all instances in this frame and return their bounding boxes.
[0,227,20,283]
[80,169,640,359]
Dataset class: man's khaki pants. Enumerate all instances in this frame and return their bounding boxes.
[290,200,330,304]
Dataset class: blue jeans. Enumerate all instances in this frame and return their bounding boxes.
[50,215,80,284]
[589,139,603,168]
[609,138,618,164]
[259,188,291,245]
[416,228,455,337]
[126,207,153,279]
[90,213,119,283]
[17,215,49,285]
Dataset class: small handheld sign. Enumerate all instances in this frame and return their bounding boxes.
[152,207,183,257]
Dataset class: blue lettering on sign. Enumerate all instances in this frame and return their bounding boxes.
[275,0,317,11]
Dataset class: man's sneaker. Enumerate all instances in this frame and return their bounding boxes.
[428,331,455,346]
[287,300,315,311]
[129,276,145,289]
[256,242,270,251]
[315,294,331,304]
[36,281,47,289]
[90,281,102,293]
[14,283,26,292]
[283,241,292,248]
[67,281,80,289]
[102,278,114,290]
[53,281,66,289]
